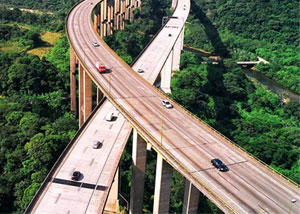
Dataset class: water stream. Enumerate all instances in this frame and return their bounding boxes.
[243,69,300,102]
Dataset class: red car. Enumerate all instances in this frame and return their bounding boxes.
[95,62,106,73]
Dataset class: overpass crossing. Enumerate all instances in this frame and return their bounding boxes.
[25,0,300,213]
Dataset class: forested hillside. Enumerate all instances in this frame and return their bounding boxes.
[0,0,76,13]
[186,0,300,93]
[0,1,77,212]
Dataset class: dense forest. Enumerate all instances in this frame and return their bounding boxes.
[185,0,300,94]
[0,2,77,213]
[0,0,299,213]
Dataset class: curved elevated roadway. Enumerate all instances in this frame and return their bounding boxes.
[26,0,300,213]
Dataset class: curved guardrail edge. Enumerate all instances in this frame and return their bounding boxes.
[24,96,107,213]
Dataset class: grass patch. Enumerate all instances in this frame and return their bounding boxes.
[41,31,61,45]
[27,47,51,58]
[0,41,26,53]
[27,31,61,58]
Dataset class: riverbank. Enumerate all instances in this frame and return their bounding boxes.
[244,69,300,103]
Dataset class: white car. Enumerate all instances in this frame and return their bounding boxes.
[93,42,100,47]
[92,140,102,149]
[105,112,114,121]
[162,100,173,108]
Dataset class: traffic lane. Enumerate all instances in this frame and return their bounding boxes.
[85,119,132,213]
[230,162,300,213]
[114,95,247,166]
[34,182,96,214]
[113,93,300,213]
[55,103,124,185]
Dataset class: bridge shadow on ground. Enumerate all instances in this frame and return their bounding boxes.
[205,63,236,137]
[191,1,230,58]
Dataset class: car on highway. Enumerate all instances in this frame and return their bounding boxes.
[105,112,114,121]
[137,68,144,73]
[92,140,102,149]
[71,171,81,181]
[162,100,173,108]
[211,158,228,172]
[93,42,99,47]
[95,62,106,73]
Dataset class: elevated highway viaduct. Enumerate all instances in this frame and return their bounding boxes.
[26,0,300,213]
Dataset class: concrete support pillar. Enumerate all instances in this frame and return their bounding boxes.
[125,0,130,20]
[97,88,104,104]
[171,0,178,9]
[100,0,107,38]
[114,0,120,30]
[78,62,84,126]
[120,0,125,30]
[180,26,185,50]
[94,14,99,33]
[146,143,152,151]
[78,63,92,127]
[83,71,92,121]
[136,0,142,7]
[130,0,136,20]
[70,47,77,115]
[105,168,119,212]
[182,180,200,214]
[172,38,181,71]
[160,51,173,93]
[129,129,147,214]
[107,2,114,35]
[153,155,173,214]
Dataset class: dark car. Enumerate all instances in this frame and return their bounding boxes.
[211,158,228,172]
[71,171,81,181]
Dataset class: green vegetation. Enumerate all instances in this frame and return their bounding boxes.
[0,4,76,211]
[0,0,299,213]
[186,0,300,93]
[0,6,65,32]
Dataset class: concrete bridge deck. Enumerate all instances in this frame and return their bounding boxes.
[26,0,300,213]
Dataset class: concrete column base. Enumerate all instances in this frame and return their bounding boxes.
[83,71,92,121]
[105,168,119,213]
[78,62,84,127]
[160,51,173,93]
[153,155,173,214]
[182,180,199,214]
[70,47,77,115]
[97,88,104,104]
[172,36,182,71]
[129,129,147,214]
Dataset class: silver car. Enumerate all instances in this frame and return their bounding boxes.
[93,42,100,47]
[162,100,173,108]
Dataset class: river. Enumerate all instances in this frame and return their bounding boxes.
[243,69,300,103]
